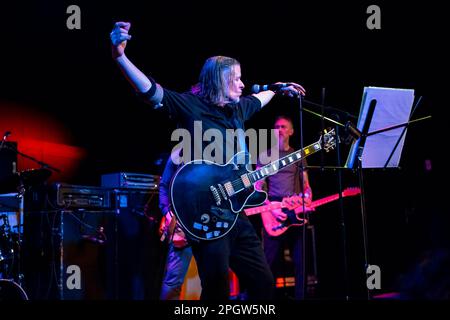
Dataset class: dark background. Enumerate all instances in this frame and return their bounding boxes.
[2,0,447,300]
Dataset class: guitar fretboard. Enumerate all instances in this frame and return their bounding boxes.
[226,130,334,196]
[311,194,342,208]
[249,142,321,184]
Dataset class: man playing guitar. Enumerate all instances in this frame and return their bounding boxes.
[255,115,313,300]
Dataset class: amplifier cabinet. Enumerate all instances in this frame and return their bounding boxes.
[22,209,116,300]
[112,188,165,300]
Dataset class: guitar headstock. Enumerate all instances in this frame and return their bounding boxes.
[342,187,361,197]
[319,128,336,152]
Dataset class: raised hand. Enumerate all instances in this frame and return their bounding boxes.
[110,21,132,59]
[277,82,306,97]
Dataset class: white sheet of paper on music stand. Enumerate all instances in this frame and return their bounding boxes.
[345,87,415,168]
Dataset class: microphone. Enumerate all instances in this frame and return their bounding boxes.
[2,131,11,140]
[0,131,11,150]
[251,83,289,94]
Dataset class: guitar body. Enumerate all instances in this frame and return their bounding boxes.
[170,152,267,240]
[260,207,308,237]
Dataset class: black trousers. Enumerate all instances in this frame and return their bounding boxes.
[191,213,274,300]
[263,219,305,300]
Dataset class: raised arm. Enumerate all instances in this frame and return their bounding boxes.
[110,21,152,93]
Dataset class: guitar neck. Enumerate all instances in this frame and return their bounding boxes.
[245,192,342,216]
[245,189,359,216]
[244,202,283,216]
[248,141,322,185]
[310,193,342,209]
[294,190,359,214]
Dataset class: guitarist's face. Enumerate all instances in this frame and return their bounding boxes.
[274,118,294,143]
[225,65,244,104]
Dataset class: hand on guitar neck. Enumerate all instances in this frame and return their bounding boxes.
[269,193,313,222]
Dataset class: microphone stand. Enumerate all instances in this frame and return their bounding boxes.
[3,143,61,174]
[303,99,358,120]
[297,93,307,300]
[309,92,352,300]
[354,99,377,300]
[2,142,60,201]
[297,99,358,300]
[331,113,350,301]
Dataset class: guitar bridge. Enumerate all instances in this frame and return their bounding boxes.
[218,184,228,201]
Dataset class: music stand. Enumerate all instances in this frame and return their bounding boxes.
[345,86,415,169]
[344,86,415,299]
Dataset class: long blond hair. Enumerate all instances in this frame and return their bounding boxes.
[191,56,240,105]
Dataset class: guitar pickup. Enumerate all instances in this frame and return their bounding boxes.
[240,174,251,188]
[223,182,235,196]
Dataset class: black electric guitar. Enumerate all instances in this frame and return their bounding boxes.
[170,129,336,240]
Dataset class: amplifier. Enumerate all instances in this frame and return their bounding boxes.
[54,183,111,209]
[101,172,160,190]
